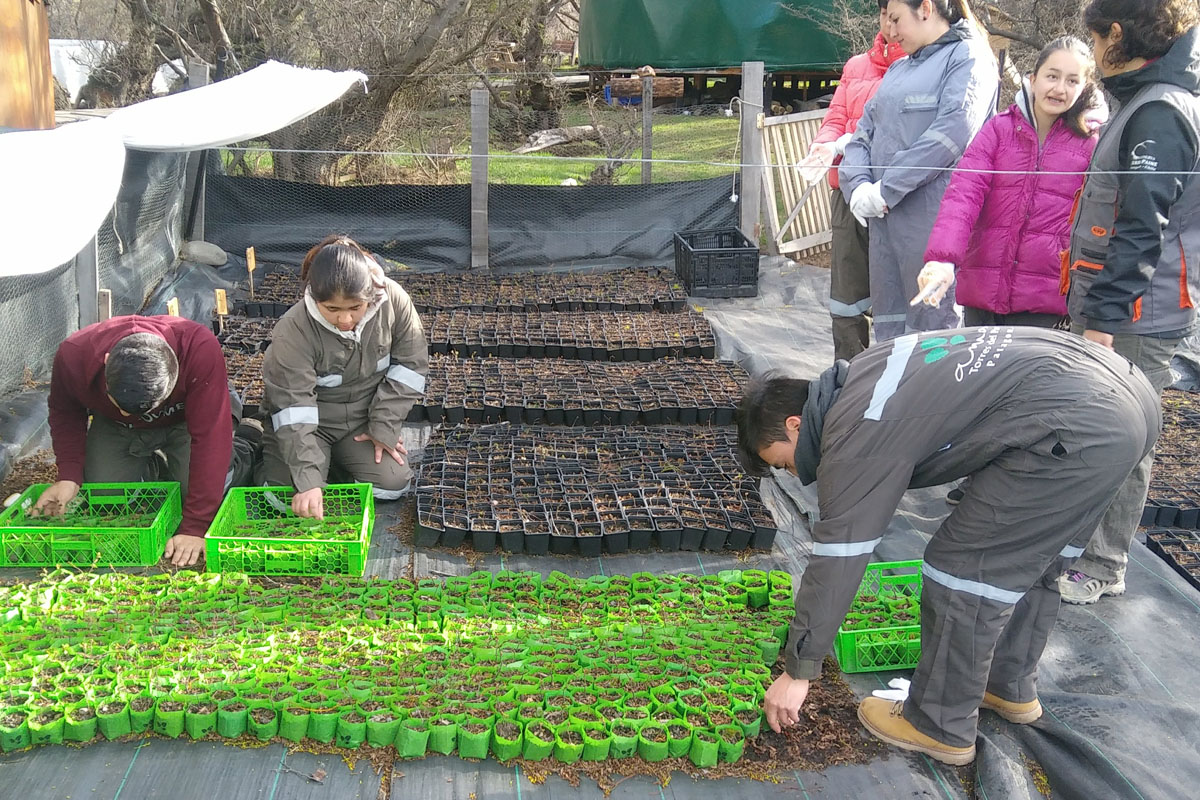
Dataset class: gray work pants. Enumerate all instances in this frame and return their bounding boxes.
[903,374,1159,748]
[260,398,412,497]
[1069,326,1179,583]
[84,416,258,492]
[829,189,871,361]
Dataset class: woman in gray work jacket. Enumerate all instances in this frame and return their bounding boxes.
[840,0,999,342]
[261,235,429,519]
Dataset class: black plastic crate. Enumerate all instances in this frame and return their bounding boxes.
[673,228,759,298]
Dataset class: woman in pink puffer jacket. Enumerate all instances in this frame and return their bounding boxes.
[920,36,1106,327]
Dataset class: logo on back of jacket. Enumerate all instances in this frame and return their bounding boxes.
[918,327,1014,382]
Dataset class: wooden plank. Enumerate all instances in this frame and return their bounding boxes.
[608,76,683,98]
[0,0,54,130]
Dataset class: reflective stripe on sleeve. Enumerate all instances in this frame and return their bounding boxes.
[376,355,390,372]
[1059,544,1085,559]
[315,373,343,388]
[864,333,918,421]
[271,406,319,431]
[386,363,426,393]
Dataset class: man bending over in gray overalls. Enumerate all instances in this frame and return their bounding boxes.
[737,326,1158,764]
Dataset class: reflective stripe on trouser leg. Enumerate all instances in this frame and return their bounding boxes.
[902,404,1151,747]
[829,188,872,360]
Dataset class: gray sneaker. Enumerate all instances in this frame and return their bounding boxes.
[1058,569,1126,605]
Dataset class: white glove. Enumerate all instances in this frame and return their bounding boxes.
[871,677,911,702]
[795,142,836,184]
[848,181,888,227]
[833,131,854,157]
[912,260,956,307]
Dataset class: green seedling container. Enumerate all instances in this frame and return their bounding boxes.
[1,709,31,752]
[834,560,923,673]
[637,722,669,762]
[490,719,523,761]
[522,720,555,760]
[153,698,185,739]
[247,704,278,741]
[279,705,310,743]
[335,709,367,748]
[216,698,248,738]
[129,695,155,734]
[665,721,693,758]
[28,710,64,746]
[554,725,585,764]
[689,729,720,767]
[396,718,430,758]
[457,719,491,759]
[717,724,745,763]
[427,717,457,755]
[205,484,374,576]
[580,724,611,761]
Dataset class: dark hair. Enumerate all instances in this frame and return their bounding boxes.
[300,234,379,303]
[735,375,810,476]
[1084,0,1200,70]
[878,0,889,9]
[105,333,179,414]
[890,0,983,30]
[1031,36,1102,138]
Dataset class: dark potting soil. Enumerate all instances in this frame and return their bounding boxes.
[372,713,397,723]
[188,703,216,715]
[131,697,153,712]
[559,730,583,745]
[612,725,636,738]
[736,709,760,724]
[360,700,386,712]
[495,721,521,739]
[462,723,488,734]
[667,724,690,739]
[250,708,276,724]
[34,711,62,724]
[545,710,568,726]
[223,702,247,712]
[709,711,732,726]
[720,728,743,744]
[212,690,237,702]
[343,712,365,724]
[642,727,667,743]
[69,707,96,721]
[527,723,554,742]
[159,701,184,713]
[515,658,882,793]
[2,712,25,728]
[0,450,58,500]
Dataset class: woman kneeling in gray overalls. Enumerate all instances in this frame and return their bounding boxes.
[261,235,428,519]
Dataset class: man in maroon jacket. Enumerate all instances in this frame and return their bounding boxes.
[35,316,255,567]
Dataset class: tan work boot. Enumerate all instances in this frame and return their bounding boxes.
[857,697,976,766]
[981,692,1043,724]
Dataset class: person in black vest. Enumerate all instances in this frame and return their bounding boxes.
[1059,0,1200,604]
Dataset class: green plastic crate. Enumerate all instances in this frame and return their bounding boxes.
[205,484,374,576]
[833,560,922,673]
[0,482,181,567]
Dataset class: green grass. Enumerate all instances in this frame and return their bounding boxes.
[222,110,740,187]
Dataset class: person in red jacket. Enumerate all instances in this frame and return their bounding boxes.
[35,316,259,567]
[798,1,905,361]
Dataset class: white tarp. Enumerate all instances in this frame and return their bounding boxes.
[0,120,126,278]
[48,39,114,104]
[107,60,367,151]
[1,61,366,277]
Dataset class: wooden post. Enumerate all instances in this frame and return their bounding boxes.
[0,0,53,130]
[740,61,766,249]
[74,236,99,328]
[470,87,489,270]
[183,59,212,240]
[97,290,113,322]
[641,76,653,185]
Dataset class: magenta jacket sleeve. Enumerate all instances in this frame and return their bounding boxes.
[924,115,1000,265]
[177,334,233,537]
[47,343,90,485]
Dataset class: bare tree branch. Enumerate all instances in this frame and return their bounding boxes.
[195,0,243,72]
